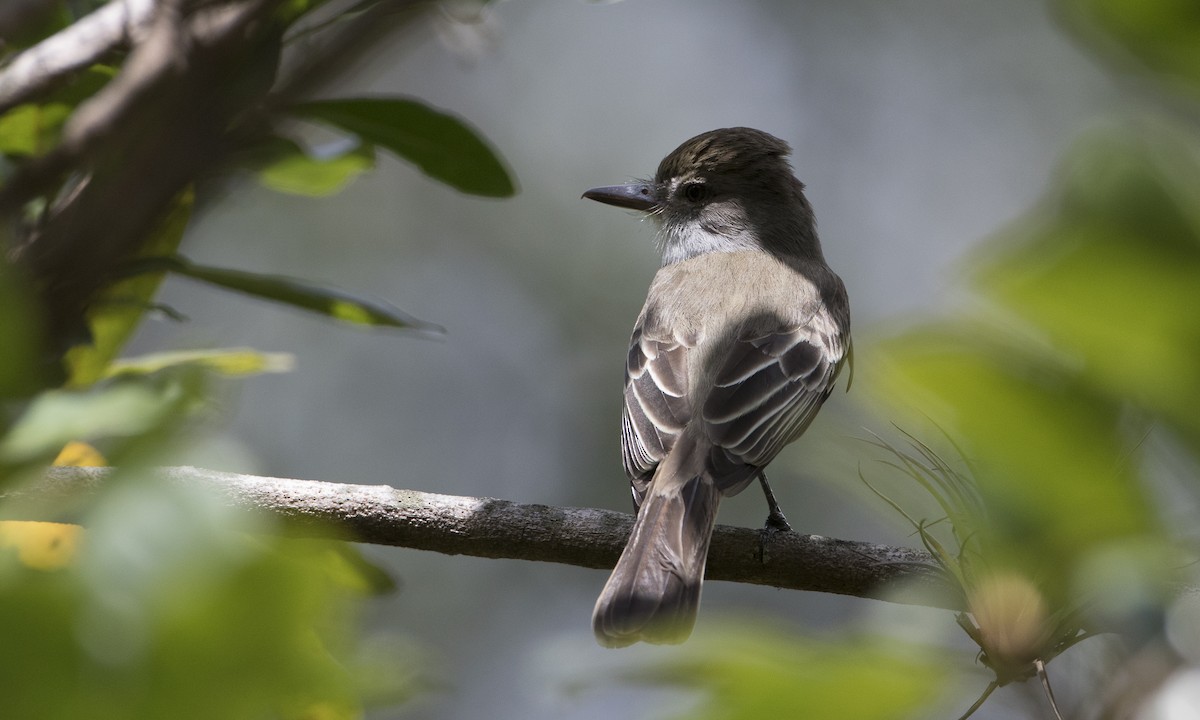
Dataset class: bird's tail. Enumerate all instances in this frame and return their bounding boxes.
[592,471,722,648]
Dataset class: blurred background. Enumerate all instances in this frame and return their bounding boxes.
[100,0,1167,718]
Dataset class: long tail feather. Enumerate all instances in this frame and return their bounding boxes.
[592,473,722,647]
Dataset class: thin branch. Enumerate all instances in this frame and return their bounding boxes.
[7,465,959,609]
[0,0,157,115]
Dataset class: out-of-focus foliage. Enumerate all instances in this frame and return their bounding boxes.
[875,126,1197,603]
[256,136,376,196]
[631,626,948,720]
[861,5,1200,712]
[876,313,1159,594]
[0,372,201,468]
[0,66,114,157]
[0,474,395,720]
[977,129,1200,450]
[52,439,107,467]
[1056,0,1200,102]
[0,443,97,585]
[862,434,1093,716]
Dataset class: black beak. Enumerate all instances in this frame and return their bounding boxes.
[582,183,658,211]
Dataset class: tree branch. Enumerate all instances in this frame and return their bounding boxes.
[8,465,958,609]
[3,0,286,352]
[0,0,157,116]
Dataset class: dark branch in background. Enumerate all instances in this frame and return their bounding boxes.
[0,0,435,360]
[273,0,432,101]
[10,466,958,609]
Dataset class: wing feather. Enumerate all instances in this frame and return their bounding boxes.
[703,311,845,473]
[621,324,696,504]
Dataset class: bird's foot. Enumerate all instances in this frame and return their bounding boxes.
[764,509,792,533]
[756,470,792,533]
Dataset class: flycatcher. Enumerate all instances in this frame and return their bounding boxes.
[583,127,850,648]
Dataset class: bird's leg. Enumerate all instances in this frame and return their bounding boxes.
[756,470,792,532]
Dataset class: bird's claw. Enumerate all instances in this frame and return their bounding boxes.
[764,509,792,533]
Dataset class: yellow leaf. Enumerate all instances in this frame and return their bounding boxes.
[52,440,107,467]
[0,521,82,570]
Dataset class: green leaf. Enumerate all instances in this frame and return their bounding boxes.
[291,98,516,197]
[975,130,1200,450]
[128,255,443,334]
[0,377,196,465]
[632,626,947,720]
[65,190,194,387]
[105,349,296,379]
[876,325,1155,590]
[0,473,401,720]
[50,65,117,107]
[0,103,72,156]
[311,542,398,596]
[0,66,115,158]
[1057,0,1200,100]
[257,138,375,196]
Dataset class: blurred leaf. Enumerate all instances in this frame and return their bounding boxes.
[292,98,516,197]
[0,471,403,720]
[128,254,443,334]
[976,130,1200,450]
[635,626,946,720]
[0,375,198,465]
[876,325,1155,591]
[0,521,81,571]
[0,66,115,158]
[0,103,71,156]
[1057,0,1200,100]
[106,348,295,379]
[307,541,397,596]
[52,65,118,106]
[65,189,194,388]
[257,137,375,196]
[51,440,106,467]
[863,434,1096,715]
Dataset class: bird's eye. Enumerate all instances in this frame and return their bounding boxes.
[682,182,708,202]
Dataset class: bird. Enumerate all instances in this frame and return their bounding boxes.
[582,127,851,648]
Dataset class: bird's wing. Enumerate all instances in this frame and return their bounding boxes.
[621,321,694,507]
[702,307,847,491]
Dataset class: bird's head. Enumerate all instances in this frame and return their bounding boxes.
[583,127,819,265]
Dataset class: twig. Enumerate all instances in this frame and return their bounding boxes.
[0,0,157,115]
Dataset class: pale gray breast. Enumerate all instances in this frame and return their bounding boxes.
[621,251,849,503]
